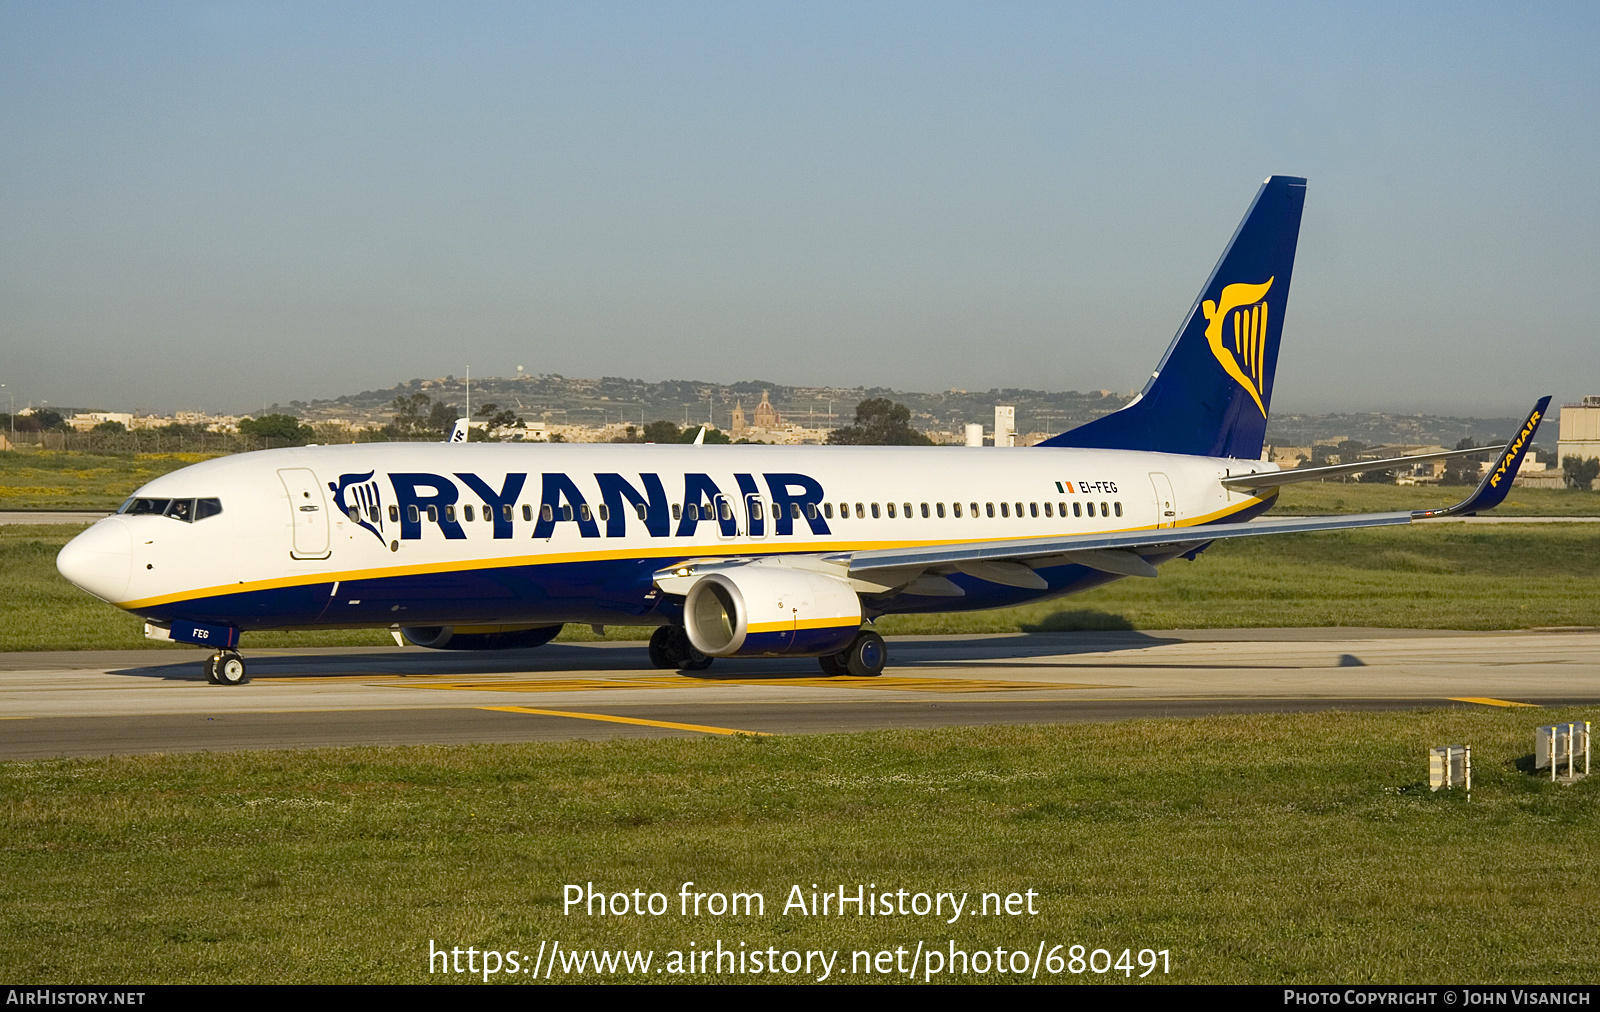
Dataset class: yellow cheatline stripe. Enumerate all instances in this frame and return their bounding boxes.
[0,716,33,720]
[1450,697,1539,708]
[426,675,1107,694]
[481,704,768,736]
[117,496,1272,610]
[747,617,857,634]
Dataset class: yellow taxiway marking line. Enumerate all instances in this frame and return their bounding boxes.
[1449,696,1539,708]
[480,705,768,737]
[424,676,1110,694]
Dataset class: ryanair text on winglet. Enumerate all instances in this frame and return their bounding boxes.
[1488,409,1541,489]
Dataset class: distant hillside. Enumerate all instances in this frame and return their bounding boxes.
[287,374,1131,437]
[283,373,1529,446]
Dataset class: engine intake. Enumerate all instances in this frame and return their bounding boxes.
[683,566,861,657]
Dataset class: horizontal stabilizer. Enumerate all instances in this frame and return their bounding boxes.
[1222,443,1507,491]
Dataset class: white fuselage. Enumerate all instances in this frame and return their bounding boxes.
[58,442,1276,632]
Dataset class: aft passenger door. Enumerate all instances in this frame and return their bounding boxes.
[278,468,332,559]
[1148,472,1177,529]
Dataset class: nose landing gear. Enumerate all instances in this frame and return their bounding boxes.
[205,650,248,685]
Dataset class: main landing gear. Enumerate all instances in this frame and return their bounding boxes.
[648,625,713,672]
[818,629,887,678]
[205,650,248,686]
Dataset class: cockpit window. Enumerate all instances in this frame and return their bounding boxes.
[118,497,223,522]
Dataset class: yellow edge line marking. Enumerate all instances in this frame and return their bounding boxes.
[1449,696,1539,708]
[481,704,769,736]
[116,497,1273,609]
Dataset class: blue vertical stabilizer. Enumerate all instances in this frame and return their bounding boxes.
[1039,175,1307,459]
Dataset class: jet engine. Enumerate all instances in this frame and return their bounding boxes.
[398,624,563,651]
[683,565,861,657]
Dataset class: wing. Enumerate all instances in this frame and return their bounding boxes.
[840,397,1550,581]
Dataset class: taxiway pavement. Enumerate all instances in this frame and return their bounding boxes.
[2,628,1595,759]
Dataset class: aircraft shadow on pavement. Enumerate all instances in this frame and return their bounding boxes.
[107,631,1182,683]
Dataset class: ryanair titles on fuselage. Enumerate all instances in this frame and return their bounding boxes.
[330,469,833,543]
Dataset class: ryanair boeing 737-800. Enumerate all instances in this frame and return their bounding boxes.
[56,176,1548,684]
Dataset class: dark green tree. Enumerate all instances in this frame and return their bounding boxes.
[386,393,458,440]
[826,398,932,446]
[238,413,313,444]
[1562,455,1599,490]
[644,420,682,444]
[1442,439,1485,486]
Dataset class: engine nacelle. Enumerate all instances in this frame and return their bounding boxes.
[683,565,862,657]
[399,624,563,651]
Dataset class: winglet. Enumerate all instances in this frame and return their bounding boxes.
[1413,397,1552,518]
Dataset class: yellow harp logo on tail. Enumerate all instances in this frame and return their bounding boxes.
[1202,277,1274,416]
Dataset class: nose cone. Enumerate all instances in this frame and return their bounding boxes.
[57,518,133,603]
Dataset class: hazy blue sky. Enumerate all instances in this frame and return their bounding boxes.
[2,2,1596,416]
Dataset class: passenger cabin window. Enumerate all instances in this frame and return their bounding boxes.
[855,503,865,519]
[1030,503,1039,518]
[887,502,896,518]
[1000,503,1009,518]
[935,502,945,518]
[1074,503,1083,517]
[427,506,439,523]
[953,502,962,518]
[903,502,912,518]
[1043,503,1052,517]
[523,504,533,521]
[791,503,802,520]
[579,504,591,522]
[409,505,421,523]
[390,505,400,523]
[806,503,818,520]
[445,505,456,522]
[672,504,682,521]
[823,503,834,519]
[502,505,512,522]
[870,503,881,519]
[1101,501,1110,516]
[635,504,648,521]
[1114,502,1123,517]
[463,505,474,522]
[921,503,930,518]
[541,504,554,522]
[970,502,979,517]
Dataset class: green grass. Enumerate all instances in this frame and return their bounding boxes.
[4,711,1598,983]
[0,450,221,511]
[1274,481,1600,515]
[6,524,1596,651]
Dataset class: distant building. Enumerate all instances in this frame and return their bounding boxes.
[68,412,134,431]
[994,406,1015,448]
[1558,396,1600,465]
